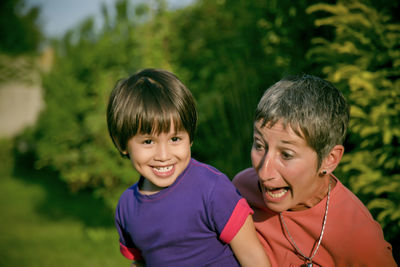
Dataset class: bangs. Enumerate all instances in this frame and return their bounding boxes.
[257,116,306,140]
[136,107,184,136]
[123,76,185,137]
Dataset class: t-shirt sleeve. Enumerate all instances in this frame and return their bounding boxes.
[207,174,253,244]
[115,202,143,261]
[341,201,397,266]
[352,221,397,266]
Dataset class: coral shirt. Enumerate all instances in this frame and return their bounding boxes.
[233,168,397,267]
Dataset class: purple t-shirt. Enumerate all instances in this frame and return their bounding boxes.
[115,158,252,266]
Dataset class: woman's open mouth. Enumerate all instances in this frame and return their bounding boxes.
[263,186,290,201]
[267,187,288,198]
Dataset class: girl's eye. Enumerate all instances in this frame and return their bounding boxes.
[143,139,153,145]
[171,136,180,142]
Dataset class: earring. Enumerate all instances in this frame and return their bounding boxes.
[322,170,327,175]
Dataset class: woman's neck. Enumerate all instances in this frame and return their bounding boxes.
[289,176,336,211]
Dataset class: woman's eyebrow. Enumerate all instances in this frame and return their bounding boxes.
[253,126,263,136]
[281,139,298,145]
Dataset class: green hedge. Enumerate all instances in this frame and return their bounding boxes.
[19,0,399,245]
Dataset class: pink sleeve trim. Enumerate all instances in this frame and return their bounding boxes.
[220,198,254,243]
[119,242,143,261]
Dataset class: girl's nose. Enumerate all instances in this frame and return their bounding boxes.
[154,143,170,161]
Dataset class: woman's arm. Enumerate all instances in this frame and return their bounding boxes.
[229,215,271,267]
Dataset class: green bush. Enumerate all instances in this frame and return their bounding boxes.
[0,0,43,55]
[170,0,319,177]
[23,0,321,206]
[24,0,173,209]
[307,1,400,241]
[20,0,400,248]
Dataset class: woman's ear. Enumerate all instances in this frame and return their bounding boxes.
[321,145,344,175]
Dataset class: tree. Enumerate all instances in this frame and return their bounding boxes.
[26,0,172,208]
[0,0,43,54]
[170,0,324,177]
[307,0,400,243]
[0,0,44,84]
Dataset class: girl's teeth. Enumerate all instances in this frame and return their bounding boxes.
[267,188,288,198]
[154,166,173,173]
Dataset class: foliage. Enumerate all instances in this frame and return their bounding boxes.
[0,53,38,84]
[307,1,400,241]
[20,0,400,248]
[0,140,126,266]
[170,0,323,177]
[0,0,43,55]
[0,0,43,86]
[23,0,323,205]
[24,0,172,209]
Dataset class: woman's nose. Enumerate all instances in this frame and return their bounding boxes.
[257,153,278,182]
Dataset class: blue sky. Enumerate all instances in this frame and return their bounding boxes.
[25,0,195,37]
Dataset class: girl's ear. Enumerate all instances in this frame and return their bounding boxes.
[121,150,131,159]
[320,145,344,175]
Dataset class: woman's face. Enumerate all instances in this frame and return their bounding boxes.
[251,120,326,212]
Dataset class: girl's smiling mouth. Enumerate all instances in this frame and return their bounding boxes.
[152,165,175,177]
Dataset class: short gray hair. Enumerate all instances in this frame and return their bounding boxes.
[255,74,349,167]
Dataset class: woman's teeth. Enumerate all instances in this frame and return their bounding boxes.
[267,188,288,198]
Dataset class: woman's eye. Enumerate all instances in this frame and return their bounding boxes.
[282,151,293,160]
[253,141,264,151]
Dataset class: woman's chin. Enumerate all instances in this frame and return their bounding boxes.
[262,196,292,213]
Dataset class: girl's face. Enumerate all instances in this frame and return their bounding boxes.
[125,122,191,195]
[251,120,327,212]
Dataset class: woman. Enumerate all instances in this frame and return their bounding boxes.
[233,75,397,266]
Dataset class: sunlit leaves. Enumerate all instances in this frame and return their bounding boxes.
[308,0,400,240]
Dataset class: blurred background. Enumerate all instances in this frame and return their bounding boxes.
[0,0,399,265]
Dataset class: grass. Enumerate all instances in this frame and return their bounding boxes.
[0,140,128,267]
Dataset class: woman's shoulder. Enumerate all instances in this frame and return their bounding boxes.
[232,168,262,202]
[332,177,375,221]
[330,178,396,265]
[233,168,258,188]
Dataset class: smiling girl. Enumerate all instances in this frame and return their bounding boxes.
[107,68,270,267]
